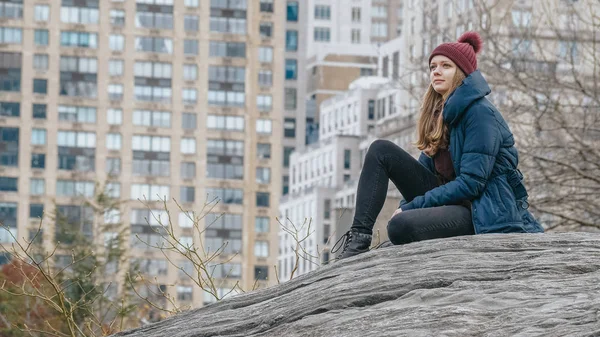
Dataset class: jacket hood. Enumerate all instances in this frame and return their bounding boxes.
[443,70,491,125]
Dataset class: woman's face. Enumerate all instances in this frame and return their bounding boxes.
[429,55,457,95]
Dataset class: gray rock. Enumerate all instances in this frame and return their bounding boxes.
[113,233,600,337]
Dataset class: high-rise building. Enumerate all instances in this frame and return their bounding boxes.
[0,0,285,307]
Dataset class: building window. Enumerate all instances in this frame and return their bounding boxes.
[135,1,173,29]
[108,59,124,76]
[368,99,375,120]
[108,84,123,101]
[56,180,95,198]
[351,29,361,44]
[184,39,199,55]
[256,192,270,207]
[258,70,273,87]
[285,30,298,51]
[184,0,199,7]
[181,162,196,179]
[209,8,247,35]
[106,133,122,150]
[133,110,171,128]
[287,1,298,21]
[33,54,49,71]
[256,119,272,134]
[182,113,197,130]
[107,108,122,125]
[371,22,388,38]
[511,9,532,28]
[59,56,98,98]
[344,174,351,182]
[181,138,196,154]
[344,149,351,169]
[0,202,17,243]
[324,199,331,219]
[257,95,272,111]
[180,186,195,203]
[314,27,330,42]
[135,36,173,54]
[182,88,197,105]
[209,41,246,58]
[106,157,120,176]
[257,143,271,159]
[283,147,294,168]
[207,115,244,131]
[204,189,243,205]
[109,34,124,51]
[30,204,44,219]
[372,5,388,18]
[58,105,96,123]
[260,0,273,13]
[254,241,269,257]
[33,79,47,94]
[0,28,21,44]
[34,29,49,46]
[352,7,361,22]
[256,167,271,184]
[110,9,125,26]
[134,61,172,102]
[0,102,19,118]
[183,64,197,81]
[34,5,50,22]
[30,178,45,196]
[177,286,193,301]
[255,217,269,232]
[206,139,244,180]
[259,22,273,38]
[284,118,296,138]
[31,153,45,169]
[0,127,19,167]
[61,1,99,24]
[254,266,268,280]
[184,15,199,32]
[314,5,331,20]
[285,88,297,110]
[258,46,273,63]
[208,66,245,107]
[31,129,46,145]
[285,59,297,80]
[130,184,170,201]
[204,214,242,255]
[57,131,96,171]
[0,52,21,92]
[61,31,98,48]
[0,177,18,192]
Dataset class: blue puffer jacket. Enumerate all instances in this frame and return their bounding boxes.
[400,70,544,234]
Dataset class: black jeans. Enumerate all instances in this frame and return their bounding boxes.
[351,139,474,244]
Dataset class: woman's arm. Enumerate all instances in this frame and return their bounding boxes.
[400,104,501,211]
[399,152,435,208]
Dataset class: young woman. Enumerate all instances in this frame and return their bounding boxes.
[332,31,544,260]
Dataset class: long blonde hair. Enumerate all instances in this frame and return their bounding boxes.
[415,69,466,157]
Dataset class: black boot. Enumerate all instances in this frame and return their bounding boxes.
[331,229,372,260]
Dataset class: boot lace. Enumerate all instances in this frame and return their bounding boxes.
[331,230,352,255]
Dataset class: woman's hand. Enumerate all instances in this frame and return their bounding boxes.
[390,208,403,220]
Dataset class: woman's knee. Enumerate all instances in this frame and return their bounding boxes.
[368,139,402,157]
[387,214,418,245]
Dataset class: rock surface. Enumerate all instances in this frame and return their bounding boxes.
[113,233,600,337]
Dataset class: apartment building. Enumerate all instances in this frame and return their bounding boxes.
[0,0,285,307]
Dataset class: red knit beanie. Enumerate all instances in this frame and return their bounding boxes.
[429,31,483,75]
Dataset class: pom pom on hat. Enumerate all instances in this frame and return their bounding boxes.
[429,31,483,75]
[457,31,483,54]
